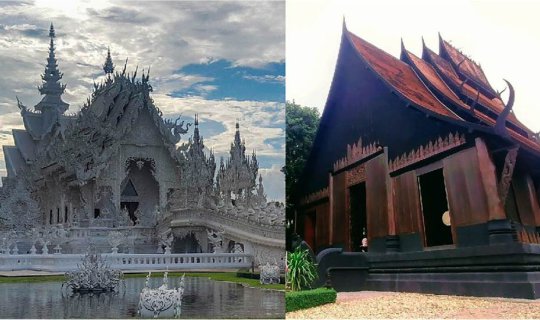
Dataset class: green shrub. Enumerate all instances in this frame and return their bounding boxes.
[286,288,337,312]
[287,247,318,291]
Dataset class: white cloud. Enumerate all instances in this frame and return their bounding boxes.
[152,94,285,158]
[259,164,285,202]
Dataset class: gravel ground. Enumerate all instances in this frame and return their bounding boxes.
[287,291,540,319]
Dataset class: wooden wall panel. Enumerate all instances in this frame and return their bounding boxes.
[315,201,330,250]
[393,171,423,235]
[303,211,316,250]
[365,151,393,239]
[443,147,490,227]
[332,172,348,246]
[528,177,540,226]
[513,175,540,227]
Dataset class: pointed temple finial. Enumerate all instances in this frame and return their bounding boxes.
[399,38,408,61]
[49,23,55,38]
[103,47,114,75]
[34,22,69,114]
[193,114,201,143]
[234,121,241,146]
[342,16,347,31]
[400,38,406,54]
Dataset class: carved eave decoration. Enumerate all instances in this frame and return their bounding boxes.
[389,132,466,172]
[333,138,382,172]
[346,164,366,187]
[498,145,519,204]
[300,187,329,206]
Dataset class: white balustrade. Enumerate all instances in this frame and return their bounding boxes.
[0,252,252,272]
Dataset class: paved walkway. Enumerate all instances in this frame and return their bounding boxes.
[287,291,540,319]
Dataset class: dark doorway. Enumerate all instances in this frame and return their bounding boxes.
[120,201,139,224]
[418,169,452,247]
[349,182,367,252]
[172,233,202,253]
[303,211,316,250]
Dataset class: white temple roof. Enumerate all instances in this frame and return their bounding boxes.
[12,129,36,162]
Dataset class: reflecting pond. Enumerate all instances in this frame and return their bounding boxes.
[0,276,284,318]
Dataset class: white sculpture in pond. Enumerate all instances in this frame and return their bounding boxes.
[63,252,124,292]
[138,271,185,318]
[259,262,280,285]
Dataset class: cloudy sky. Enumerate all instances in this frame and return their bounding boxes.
[0,0,285,201]
[287,0,540,133]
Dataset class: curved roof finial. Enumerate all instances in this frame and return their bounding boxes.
[494,79,515,137]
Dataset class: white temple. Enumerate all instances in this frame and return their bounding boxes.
[0,24,284,268]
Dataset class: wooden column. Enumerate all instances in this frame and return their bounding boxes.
[475,138,506,221]
[331,172,347,246]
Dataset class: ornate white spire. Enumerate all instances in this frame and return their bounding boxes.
[103,47,114,75]
[35,23,69,114]
[217,121,259,201]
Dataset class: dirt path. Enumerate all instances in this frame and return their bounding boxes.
[287,291,540,319]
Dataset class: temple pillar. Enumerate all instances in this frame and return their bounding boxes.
[475,138,515,244]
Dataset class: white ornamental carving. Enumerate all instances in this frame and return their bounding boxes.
[138,272,185,318]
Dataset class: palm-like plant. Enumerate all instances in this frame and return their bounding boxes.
[286,247,318,291]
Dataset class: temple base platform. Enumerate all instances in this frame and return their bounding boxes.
[317,243,540,299]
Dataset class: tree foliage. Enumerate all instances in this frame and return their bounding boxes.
[284,101,320,217]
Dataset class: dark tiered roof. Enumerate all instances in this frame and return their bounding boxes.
[301,23,540,195]
[347,32,461,121]
[345,26,539,152]
[438,35,496,97]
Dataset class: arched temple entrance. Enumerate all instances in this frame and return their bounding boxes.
[172,233,203,253]
[120,158,159,226]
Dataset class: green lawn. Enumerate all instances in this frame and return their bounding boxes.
[0,272,285,290]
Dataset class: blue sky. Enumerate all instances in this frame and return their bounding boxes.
[172,59,285,102]
[0,1,285,201]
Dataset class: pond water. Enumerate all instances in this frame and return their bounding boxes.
[0,276,284,318]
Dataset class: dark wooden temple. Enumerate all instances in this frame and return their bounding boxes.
[296,21,540,298]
